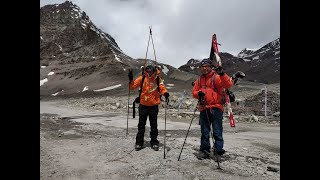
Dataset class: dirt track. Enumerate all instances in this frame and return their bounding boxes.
[40,100,279,180]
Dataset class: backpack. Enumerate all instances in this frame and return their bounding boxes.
[132,75,161,118]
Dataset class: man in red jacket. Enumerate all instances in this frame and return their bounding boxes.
[192,59,233,159]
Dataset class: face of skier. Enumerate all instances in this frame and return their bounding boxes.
[200,63,212,75]
[145,65,155,76]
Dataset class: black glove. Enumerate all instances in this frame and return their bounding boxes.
[198,91,205,97]
[215,66,224,76]
[164,92,170,103]
[128,69,133,81]
[226,89,235,102]
[232,71,245,85]
[232,71,245,79]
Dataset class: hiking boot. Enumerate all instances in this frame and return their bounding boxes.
[196,150,210,160]
[135,144,143,151]
[151,144,159,151]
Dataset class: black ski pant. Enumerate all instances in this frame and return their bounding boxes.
[135,104,159,146]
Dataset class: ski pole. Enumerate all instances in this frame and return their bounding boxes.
[164,99,168,159]
[143,26,151,71]
[149,26,157,63]
[178,100,200,161]
[126,69,132,136]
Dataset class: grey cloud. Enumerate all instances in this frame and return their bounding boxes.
[41,0,279,68]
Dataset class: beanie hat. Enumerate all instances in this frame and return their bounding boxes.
[200,58,213,67]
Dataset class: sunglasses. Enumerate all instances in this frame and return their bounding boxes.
[145,66,154,71]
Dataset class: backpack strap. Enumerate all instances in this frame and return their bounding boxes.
[156,76,160,93]
[133,75,145,118]
[138,75,146,98]
[197,76,202,89]
[211,73,226,105]
[211,73,217,92]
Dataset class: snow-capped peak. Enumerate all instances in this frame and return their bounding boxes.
[187,58,200,65]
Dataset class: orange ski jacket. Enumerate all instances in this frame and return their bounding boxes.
[192,70,233,112]
[130,69,168,106]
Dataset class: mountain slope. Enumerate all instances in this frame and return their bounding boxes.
[178,38,280,84]
[40,1,197,97]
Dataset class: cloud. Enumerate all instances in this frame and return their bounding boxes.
[41,0,280,68]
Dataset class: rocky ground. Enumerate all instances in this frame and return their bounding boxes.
[40,89,280,180]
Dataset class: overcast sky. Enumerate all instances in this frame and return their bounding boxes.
[40,0,280,68]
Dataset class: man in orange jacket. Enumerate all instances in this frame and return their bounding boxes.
[192,59,233,159]
[128,63,169,151]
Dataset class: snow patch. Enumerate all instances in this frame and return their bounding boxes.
[252,56,259,60]
[40,36,43,40]
[190,66,195,70]
[48,72,54,76]
[274,51,280,55]
[242,59,251,62]
[55,43,63,51]
[41,66,46,68]
[110,48,123,63]
[82,86,89,92]
[166,84,175,87]
[162,65,169,75]
[246,48,258,51]
[93,84,122,92]
[40,78,48,86]
[257,50,268,54]
[52,90,64,96]
[114,55,122,63]
[80,22,87,29]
